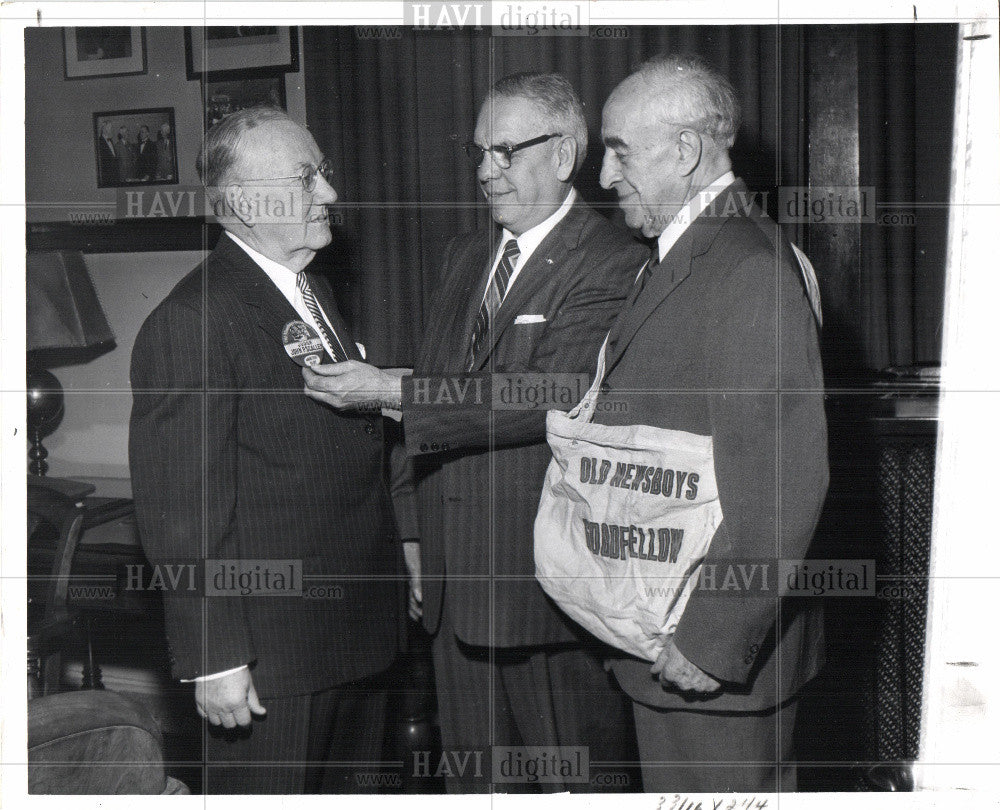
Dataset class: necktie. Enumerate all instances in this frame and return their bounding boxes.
[467,239,520,369]
[296,271,345,362]
[638,245,659,294]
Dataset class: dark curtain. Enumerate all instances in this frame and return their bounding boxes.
[857,24,955,369]
[303,26,806,366]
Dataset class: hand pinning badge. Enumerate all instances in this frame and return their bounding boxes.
[283,320,328,367]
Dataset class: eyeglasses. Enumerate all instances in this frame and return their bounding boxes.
[463,133,562,169]
[241,158,336,192]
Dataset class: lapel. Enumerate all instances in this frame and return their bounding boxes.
[454,227,497,365]
[604,180,750,374]
[216,233,351,364]
[418,227,495,372]
[467,202,588,371]
[215,234,298,355]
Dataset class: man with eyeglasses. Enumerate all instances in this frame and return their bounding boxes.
[129,107,406,793]
[304,72,646,792]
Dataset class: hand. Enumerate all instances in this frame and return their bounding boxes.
[303,361,402,410]
[651,635,722,694]
[403,540,423,621]
[195,668,267,728]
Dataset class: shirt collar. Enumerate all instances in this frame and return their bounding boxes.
[656,170,736,262]
[501,187,577,258]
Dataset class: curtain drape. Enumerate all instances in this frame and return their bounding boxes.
[857,24,955,370]
[303,26,806,366]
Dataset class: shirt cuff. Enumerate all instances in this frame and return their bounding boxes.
[180,664,249,683]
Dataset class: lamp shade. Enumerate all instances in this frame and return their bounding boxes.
[26,251,115,352]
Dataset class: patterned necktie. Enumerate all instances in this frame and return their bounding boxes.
[467,238,520,370]
[296,271,345,362]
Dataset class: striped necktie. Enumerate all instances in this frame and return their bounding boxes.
[468,238,520,370]
[296,271,345,362]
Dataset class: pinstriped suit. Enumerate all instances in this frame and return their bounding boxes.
[129,233,406,792]
[400,202,647,790]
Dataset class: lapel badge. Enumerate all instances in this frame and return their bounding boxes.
[282,320,326,367]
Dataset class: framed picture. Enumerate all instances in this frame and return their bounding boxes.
[203,75,287,131]
[185,27,299,80]
[93,107,177,188]
[64,27,147,79]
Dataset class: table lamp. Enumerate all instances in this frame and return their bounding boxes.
[26,251,116,475]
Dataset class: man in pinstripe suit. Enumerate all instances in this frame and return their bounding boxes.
[129,108,406,794]
[305,73,645,792]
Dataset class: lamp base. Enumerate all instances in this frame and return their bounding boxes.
[26,367,65,476]
[28,434,50,477]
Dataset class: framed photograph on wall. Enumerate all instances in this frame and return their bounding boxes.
[64,27,147,79]
[203,75,287,132]
[185,27,299,80]
[93,107,177,188]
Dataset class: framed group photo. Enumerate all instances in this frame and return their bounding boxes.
[93,107,177,188]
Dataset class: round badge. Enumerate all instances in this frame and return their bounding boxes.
[282,320,326,367]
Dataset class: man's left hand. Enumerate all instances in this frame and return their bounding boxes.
[651,635,722,693]
[303,361,402,410]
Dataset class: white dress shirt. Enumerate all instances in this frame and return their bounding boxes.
[481,187,577,308]
[654,170,736,264]
[226,232,347,360]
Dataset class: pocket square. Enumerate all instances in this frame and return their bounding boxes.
[514,314,546,324]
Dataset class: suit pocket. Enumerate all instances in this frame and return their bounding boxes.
[496,319,547,362]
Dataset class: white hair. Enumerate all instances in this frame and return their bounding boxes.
[632,54,741,149]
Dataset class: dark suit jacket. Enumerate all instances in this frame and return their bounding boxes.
[401,200,647,648]
[97,138,117,185]
[135,139,157,180]
[129,233,406,698]
[597,180,829,712]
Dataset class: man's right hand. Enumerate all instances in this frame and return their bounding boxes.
[195,668,267,728]
[303,361,404,410]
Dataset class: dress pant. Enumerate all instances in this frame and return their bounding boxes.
[631,697,798,793]
[202,673,390,794]
[431,607,639,793]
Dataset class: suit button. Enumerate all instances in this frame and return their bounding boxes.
[599,382,611,395]
[364,422,376,435]
[744,655,754,665]
[420,443,429,452]
[750,643,760,654]
[431,443,439,451]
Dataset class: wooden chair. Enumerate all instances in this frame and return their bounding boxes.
[27,476,96,697]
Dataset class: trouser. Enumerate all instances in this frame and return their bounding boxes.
[202,673,390,794]
[431,608,639,793]
[631,697,798,793]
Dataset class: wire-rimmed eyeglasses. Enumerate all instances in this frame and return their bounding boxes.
[241,158,336,192]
